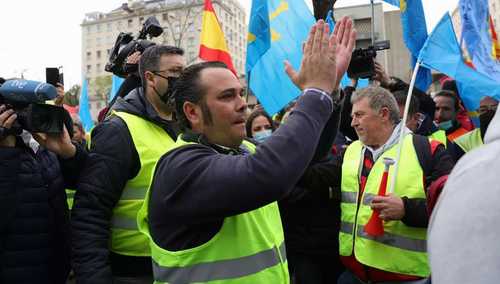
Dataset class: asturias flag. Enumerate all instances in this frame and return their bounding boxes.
[459,0,500,81]
[383,0,432,91]
[418,13,500,114]
[246,0,315,115]
[108,75,125,103]
[199,0,236,75]
[78,78,94,132]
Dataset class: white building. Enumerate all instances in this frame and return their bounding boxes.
[81,0,247,119]
[334,3,413,82]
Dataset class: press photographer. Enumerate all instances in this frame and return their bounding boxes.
[0,78,87,283]
[99,16,164,120]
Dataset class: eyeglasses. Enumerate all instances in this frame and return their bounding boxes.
[477,104,498,115]
[150,70,169,80]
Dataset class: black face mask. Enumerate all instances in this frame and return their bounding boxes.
[480,110,496,139]
[165,76,178,104]
[152,73,178,106]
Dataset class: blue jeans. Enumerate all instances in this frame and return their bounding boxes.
[337,270,430,284]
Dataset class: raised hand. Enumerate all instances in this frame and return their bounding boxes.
[54,83,65,106]
[332,17,357,89]
[373,61,391,87]
[126,51,142,64]
[0,104,17,147]
[285,20,337,94]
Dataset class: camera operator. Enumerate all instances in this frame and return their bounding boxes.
[99,51,144,122]
[99,17,164,123]
[71,45,185,284]
[119,51,143,95]
[0,102,87,283]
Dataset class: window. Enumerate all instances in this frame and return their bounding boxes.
[128,19,133,27]
[96,64,101,72]
[139,17,144,24]
[162,13,168,21]
[86,51,91,59]
[87,65,92,72]
[97,50,101,58]
[107,49,111,55]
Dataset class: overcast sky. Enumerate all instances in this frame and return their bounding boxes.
[0,0,458,89]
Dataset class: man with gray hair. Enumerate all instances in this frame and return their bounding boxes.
[332,86,454,283]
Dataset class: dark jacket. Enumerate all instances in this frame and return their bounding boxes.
[148,89,339,251]
[0,136,86,283]
[71,88,178,283]
[383,77,436,119]
[279,154,342,256]
[415,114,440,137]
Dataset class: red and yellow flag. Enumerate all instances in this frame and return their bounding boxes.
[489,15,500,60]
[199,0,236,75]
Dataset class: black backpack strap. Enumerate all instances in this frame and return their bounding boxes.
[413,134,433,187]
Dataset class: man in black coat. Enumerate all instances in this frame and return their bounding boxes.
[0,104,87,283]
[71,45,185,283]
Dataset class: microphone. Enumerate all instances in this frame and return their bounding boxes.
[0,79,57,104]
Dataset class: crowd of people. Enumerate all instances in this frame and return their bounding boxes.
[0,17,499,284]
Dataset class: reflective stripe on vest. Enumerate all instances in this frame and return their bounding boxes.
[447,127,469,142]
[454,128,483,152]
[66,189,76,209]
[340,222,427,253]
[111,187,149,230]
[152,242,287,283]
[137,136,289,283]
[110,111,175,256]
[341,192,423,206]
[340,135,430,277]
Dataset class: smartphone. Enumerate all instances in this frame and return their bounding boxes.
[46,67,64,86]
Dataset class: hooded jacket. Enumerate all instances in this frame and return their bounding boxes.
[428,107,500,284]
[71,88,178,283]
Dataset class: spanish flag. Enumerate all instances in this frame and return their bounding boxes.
[199,0,236,75]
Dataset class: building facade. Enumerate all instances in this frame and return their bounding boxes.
[334,3,413,83]
[81,0,247,119]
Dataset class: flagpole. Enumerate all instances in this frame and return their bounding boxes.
[388,61,421,194]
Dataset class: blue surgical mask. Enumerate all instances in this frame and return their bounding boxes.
[438,120,453,131]
[253,129,272,143]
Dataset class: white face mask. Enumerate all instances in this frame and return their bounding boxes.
[253,129,272,143]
